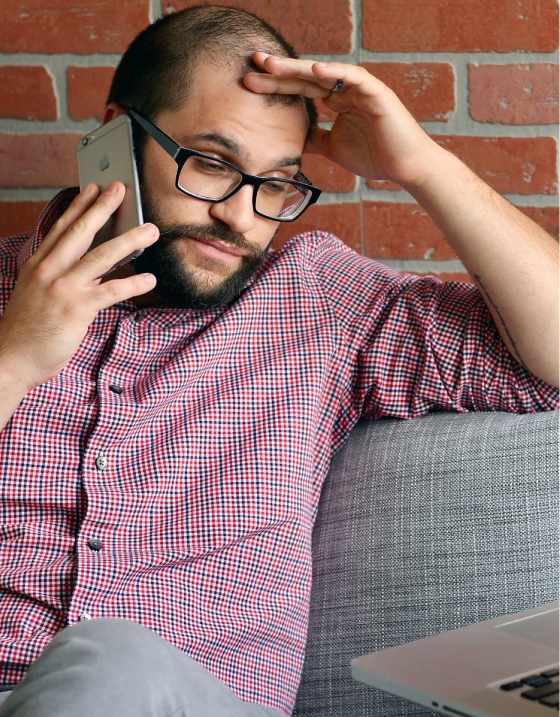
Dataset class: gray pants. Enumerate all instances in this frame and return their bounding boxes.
[0,618,285,717]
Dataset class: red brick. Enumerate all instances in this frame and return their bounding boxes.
[0,201,45,236]
[363,0,559,53]
[301,154,357,193]
[469,64,559,125]
[275,203,362,253]
[363,201,559,262]
[68,67,116,122]
[0,134,81,188]
[434,135,557,195]
[433,272,475,285]
[0,0,150,54]
[518,205,559,239]
[363,202,457,261]
[0,67,57,121]
[370,137,558,195]
[361,63,455,122]
[162,0,353,54]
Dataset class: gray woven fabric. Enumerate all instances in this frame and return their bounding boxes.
[294,410,559,717]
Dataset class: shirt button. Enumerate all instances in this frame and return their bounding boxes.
[109,384,123,394]
[88,538,102,551]
[79,612,92,622]
[95,453,107,471]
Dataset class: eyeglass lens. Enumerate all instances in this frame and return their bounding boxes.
[178,156,310,220]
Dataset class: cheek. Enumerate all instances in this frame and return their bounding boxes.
[141,143,178,199]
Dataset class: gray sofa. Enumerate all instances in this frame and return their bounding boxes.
[294,409,559,716]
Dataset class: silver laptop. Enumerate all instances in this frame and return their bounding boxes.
[351,601,559,716]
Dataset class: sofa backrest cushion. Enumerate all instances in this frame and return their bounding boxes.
[294,410,559,717]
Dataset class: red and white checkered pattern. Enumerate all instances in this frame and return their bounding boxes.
[0,189,557,714]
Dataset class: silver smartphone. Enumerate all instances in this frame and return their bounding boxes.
[77,113,144,275]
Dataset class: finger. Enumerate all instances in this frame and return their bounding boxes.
[314,62,402,117]
[253,52,337,88]
[311,61,377,94]
[87,272,157,312]
[43,182,131,273]
[30,183,100,264]
[68,222,160,284]
[248,52,342,92]
[244,71,334,99]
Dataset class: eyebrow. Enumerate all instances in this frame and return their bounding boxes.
[183,132,302,170]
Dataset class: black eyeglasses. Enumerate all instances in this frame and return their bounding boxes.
[128,109,321,223]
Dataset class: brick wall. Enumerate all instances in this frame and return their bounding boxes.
[0,0,558,283]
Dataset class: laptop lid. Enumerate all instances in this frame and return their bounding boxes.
[351,601,559,717]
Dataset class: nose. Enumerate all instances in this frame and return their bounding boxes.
[209,184,256,235]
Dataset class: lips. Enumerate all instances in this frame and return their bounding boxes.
[188,236,247,259]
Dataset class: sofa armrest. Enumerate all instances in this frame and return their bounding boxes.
[294,410,559,717]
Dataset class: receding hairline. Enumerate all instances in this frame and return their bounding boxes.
[154,50,310,130]
[107,6,317,127]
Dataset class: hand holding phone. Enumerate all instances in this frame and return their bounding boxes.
[77,114,145,276]
[0,184,158,398]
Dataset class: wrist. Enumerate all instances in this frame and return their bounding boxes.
[401,143,459,194]
[0,355,36,400]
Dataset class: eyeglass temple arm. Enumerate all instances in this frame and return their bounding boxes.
[128,109,180,161]
[294,170,320,190]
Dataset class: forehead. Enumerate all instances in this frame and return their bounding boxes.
[157,61,308,169]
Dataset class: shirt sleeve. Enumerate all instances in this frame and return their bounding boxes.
[0,233,31,313]
[308,232,559,419]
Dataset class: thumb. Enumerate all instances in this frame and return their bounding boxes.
[304,126,332,159]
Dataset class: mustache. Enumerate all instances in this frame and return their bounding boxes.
[156,223,261,258]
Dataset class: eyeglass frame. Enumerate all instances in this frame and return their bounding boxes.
[127,108,322,223]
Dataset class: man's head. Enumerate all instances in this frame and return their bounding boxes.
[104,6,317,310]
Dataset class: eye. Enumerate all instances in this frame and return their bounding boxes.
[261,181,289,194]
[193,157,227,173]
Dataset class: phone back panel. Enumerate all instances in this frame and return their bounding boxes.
[77,114,143,253]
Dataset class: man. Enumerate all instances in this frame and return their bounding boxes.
[0,6,557,717]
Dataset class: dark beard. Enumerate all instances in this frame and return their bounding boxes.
[133,198,273,310]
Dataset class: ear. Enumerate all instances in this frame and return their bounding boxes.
[102,103,126,125]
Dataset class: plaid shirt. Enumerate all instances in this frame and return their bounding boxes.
[0,189,557,714]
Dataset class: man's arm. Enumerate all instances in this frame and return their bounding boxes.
[407,149,558,387]
[244,55,559,388]
[0,183,159,433]
[0,368,29,433]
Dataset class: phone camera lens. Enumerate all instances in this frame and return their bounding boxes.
[82,138,89,146]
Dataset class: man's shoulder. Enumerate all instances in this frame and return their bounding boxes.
[262,229,418,327]
[272,229,346,258]
[0,189,78,282]
[270,230,365,277]
[272,229,405,288]
[0,232,34,278]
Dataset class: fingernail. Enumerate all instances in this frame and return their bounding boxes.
[141,223,157,235]
[317,62,329,67]
[104,183,118,194]
[80,183,93,195]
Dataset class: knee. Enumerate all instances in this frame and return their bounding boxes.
[46,617,165,668]
[57,617,155,644]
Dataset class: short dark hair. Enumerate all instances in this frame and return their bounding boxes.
[107,5,318,141]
